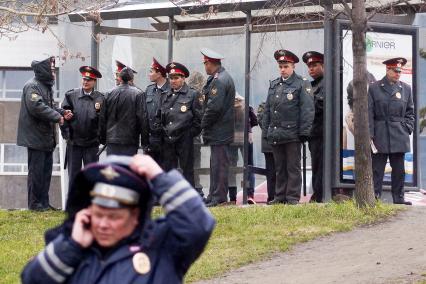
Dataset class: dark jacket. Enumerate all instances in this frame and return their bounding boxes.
[263,72,314,145]
[60,88,104,147]
[142,80,170,148]
[17,58,63,151]
[257,102,272,153]
[21,169,215,284]
[310,76,324,138]
[161,83,203,143]
[201,66,235,145]
[368,76,414,153]
[99,83,143,146]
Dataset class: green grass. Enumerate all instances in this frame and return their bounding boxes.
[0,202,400,284]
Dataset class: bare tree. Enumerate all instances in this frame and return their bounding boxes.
[0,0,113,39]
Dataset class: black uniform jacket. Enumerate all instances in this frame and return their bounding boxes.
[201,66,235,145]
[161,83,203,143]
[99,83,143,146]
[368,76,414,153]
[17,59,63,151]
[263,72,314,145]
[141,80,170,147]
[310,76,324,138]
[60,88,104,147]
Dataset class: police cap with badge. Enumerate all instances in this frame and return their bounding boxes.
[79,66,102,80]
[383,57,407,72]
[116,60,138,74]
[166,62,190,78]
[151,58,167,77]
[274,49,299,63]
[66,156,152,217]
[200,48,224,64]
[302,51,324,65]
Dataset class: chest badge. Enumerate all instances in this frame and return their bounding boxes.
[287,93,293,101]
[133,252,151,275]
[94,102,101,110]
[211,87,217,96]
[181,105,187,112]
[395,92,401,99]
[31,93,39,101]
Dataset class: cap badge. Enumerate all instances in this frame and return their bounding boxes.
[395,92,401,99]
[279,50,285,55]
[100,166,120,181]
[287,93,293,100]
[170,69,175,74]
[180,105,187,112]
[132,252,151,275]
[170,63,176,68]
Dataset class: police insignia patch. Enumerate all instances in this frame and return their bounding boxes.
[287,93,293,100]
[132,252,151,275]
[100,166,120,181]
[181,105,187,112]
[395,92,401,99]
[31,93,39,101]
[211,87,217,96]
[95,102,101,110]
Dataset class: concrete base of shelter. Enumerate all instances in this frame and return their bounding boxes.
[0,175,62,209]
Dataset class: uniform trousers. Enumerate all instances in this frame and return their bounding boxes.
[27,148,53,210]
[208,144,230,204]
[272,142,301,204]
[162,131,195,187]
[372,152,406,203]
[67,145,99,188]
[264,152,276,202]
[308,137,324,202]
[106,143,138,156]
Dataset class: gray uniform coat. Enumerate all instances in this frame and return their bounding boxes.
[368,76,414,153]
[263,72,314,145]
[201,67,235,145]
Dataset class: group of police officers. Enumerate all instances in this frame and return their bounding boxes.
[17,47,414,211]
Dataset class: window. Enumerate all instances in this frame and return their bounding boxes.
[0,68,60,100]
[0,143,61,175]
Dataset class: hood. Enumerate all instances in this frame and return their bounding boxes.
[31,57,55,86]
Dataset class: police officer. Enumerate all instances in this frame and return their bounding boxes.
[21,154,215,283]
[17,56,71,211]
[141,58,169,166]
[200,48,236,207]
[264,49,314,205]
[161,62,202,188]
[302,51,325,202]
[99,67,143,156]
[60,66,104,188]
[115,60,137,86]
[368,57,414,205]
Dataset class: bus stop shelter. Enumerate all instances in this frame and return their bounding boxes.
[67,0,421,204]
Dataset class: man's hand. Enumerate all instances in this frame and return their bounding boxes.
[64,110,74,121]
[71,208,94,248]
[130,154,164,181]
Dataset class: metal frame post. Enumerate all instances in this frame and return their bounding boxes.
[243,10,252,205]
[323,1,334,201]
[168,16,174,62]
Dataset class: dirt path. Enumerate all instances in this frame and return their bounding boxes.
[195,207,426,284]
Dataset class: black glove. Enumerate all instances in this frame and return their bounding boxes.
[299,135,309,143]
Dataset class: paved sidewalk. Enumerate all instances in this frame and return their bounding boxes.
[195,207,426,284]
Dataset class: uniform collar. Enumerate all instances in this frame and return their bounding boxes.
[281,72,296,85]
[380,76,401,94]
[171,83,188,95]
[79,88,93,98]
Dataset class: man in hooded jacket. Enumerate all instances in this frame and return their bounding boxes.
[17,56,72,211]
[21,154,215,284]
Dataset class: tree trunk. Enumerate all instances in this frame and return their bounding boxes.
[351,0,376,207]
